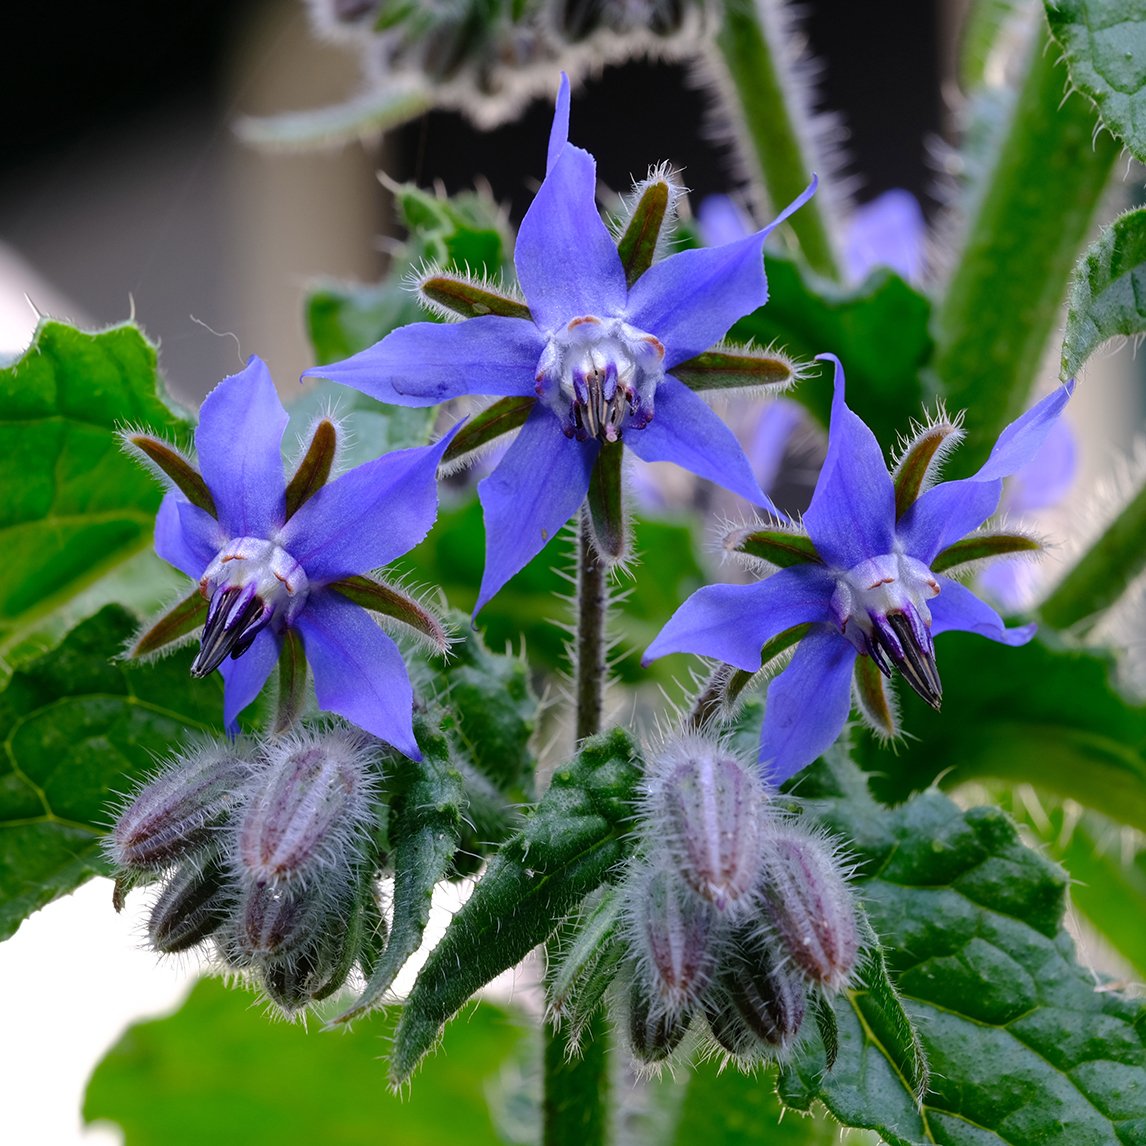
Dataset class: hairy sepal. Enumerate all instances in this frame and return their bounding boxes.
[853,653,900,742]
[724,522,821,570]
[615,165,682,286]
[931,529,1041,574]
[672,344,800,395]
[328,575,449,653]
[891,412,964,518]
[284,417,338,520]
[128,589,208,660]
[439,396,536,475]
[121,430,217,517]
[585,443,628,565]
[417,269,531,321]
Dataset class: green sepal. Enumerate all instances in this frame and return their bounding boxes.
[419,272,531,321]
[440,396,536,471]
[723,525,821,568]
[931,530,1040,573]
[1061,207,1146,379]
[272,628,307,735]
[585,442,627,565]
[284,418,337,521]
[616,177,671,286]
[128,589,207,659]
[328,575,448,651]
[672,348,797,393]
[1045,0,1146,165]
[547,885,624,1031]
[390,727,643,1083]
[125,433,216,517]
[853,652,897,740]
[891,419,962,518]
[332,716,464,1024]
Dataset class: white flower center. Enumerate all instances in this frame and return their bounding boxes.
[535,315,665,442]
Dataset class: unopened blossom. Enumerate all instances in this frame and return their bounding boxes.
[645,355,1074,784]
[306,74,815,612]
[127,356,454,758]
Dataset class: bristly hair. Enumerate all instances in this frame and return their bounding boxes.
[406,260,528,324]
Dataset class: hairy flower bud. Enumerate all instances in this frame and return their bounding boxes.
[148,853,233,953]
[236,727,380,888]
[758,822,859,992]
[627,974,690,1065]
[644,735,766,912]
[108,741,251,871]
[625,863,719,1018]
[239,880,322,957]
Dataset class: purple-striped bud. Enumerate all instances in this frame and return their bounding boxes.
[625,863,719,1018]
[238,880,322,957]
[147,853,233,953]
[108,742,251,871]
[236,727,380,888]
[644,736,767,912]
[714,927,807,1055]
[628,975,690,1064]
[758,822,859,993]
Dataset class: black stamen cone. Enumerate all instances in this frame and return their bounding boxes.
[885,612,942,709]
[191,587,268,678]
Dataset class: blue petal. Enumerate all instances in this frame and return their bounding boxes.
[930,576,1036,646]
[219,628,279,731]
[626,178,816,367]
[624,376,779,512]
[802,354,896,568]
[279,425,458,582]
[643,564,837,671]
[759,627,857,786]
[1006,416,1077,513]
[155,492,223,579]
[897,477,1002,564]
[196,356,288,538]
[476,406,597,614]
[297,593,421,759]
[974,379,1076,482]
[302,316,543,405]
[843,189,925,285]
[514,144,628,333]
[547,73,571,174]
[696,194,751,247]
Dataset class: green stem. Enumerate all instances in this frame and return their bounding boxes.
[1039,481,1146,633]
[930,20,1117,475]
[543,510,610,1145]
[712,1,842,281]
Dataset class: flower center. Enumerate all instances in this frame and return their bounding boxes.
[192,537,309,678]
[535,315,665,442]
[829,553,943,708]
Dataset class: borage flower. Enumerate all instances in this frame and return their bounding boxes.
[645,355,1074,784]
[125,356,456,759]
[305,74,814,612]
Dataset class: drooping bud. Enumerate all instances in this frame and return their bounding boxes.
[238,880,322,957]
[643,735,767,913]
[625,863,719,1018]
[715,927,807,1055]
[758,822,860,993]
[107,741,252,871]
[148,853,233,953]
[235,727,381,888]
[627,974,691,1065]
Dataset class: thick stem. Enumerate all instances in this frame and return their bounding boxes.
[543,509,611,1146]
[712,1,842,281]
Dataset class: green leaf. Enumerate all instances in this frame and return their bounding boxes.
[734,255,930,450]
[85,978,531,1146]
[394,183,511,274]
[391,727,643,1084]
[306,280,428,368]
[0,321,192,669]
[1045,0,1146,164]
[1061,208,1146,377]
[334,716,464,1023]
[855,633,1146,831]
[929,23,1117,473]
[0,606,224,942]
[779,752,1146,1145]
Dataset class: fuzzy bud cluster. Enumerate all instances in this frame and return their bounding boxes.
[615,735,860,1067]
[106,727,385,1016]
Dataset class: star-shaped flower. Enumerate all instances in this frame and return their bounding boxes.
[305,74,815,613]
[125,356,456,759]
[645,355,1074,784]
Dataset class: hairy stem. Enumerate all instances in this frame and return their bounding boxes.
[711,0,842,281]
[543,509,611,1145]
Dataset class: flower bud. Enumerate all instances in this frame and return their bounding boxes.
[625,863,719,1018]
[758,822,859,992]
[238,880,322,958]
[714,927,807,1056]
[148,853,233,954]
[644,735,766,912]
[236,727,380,888]
[108,741,251,871]
[627,975,690,1065]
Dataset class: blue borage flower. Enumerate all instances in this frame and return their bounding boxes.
[305,74,815,613]
[645,355,1075,784]
[126,356,457,759]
